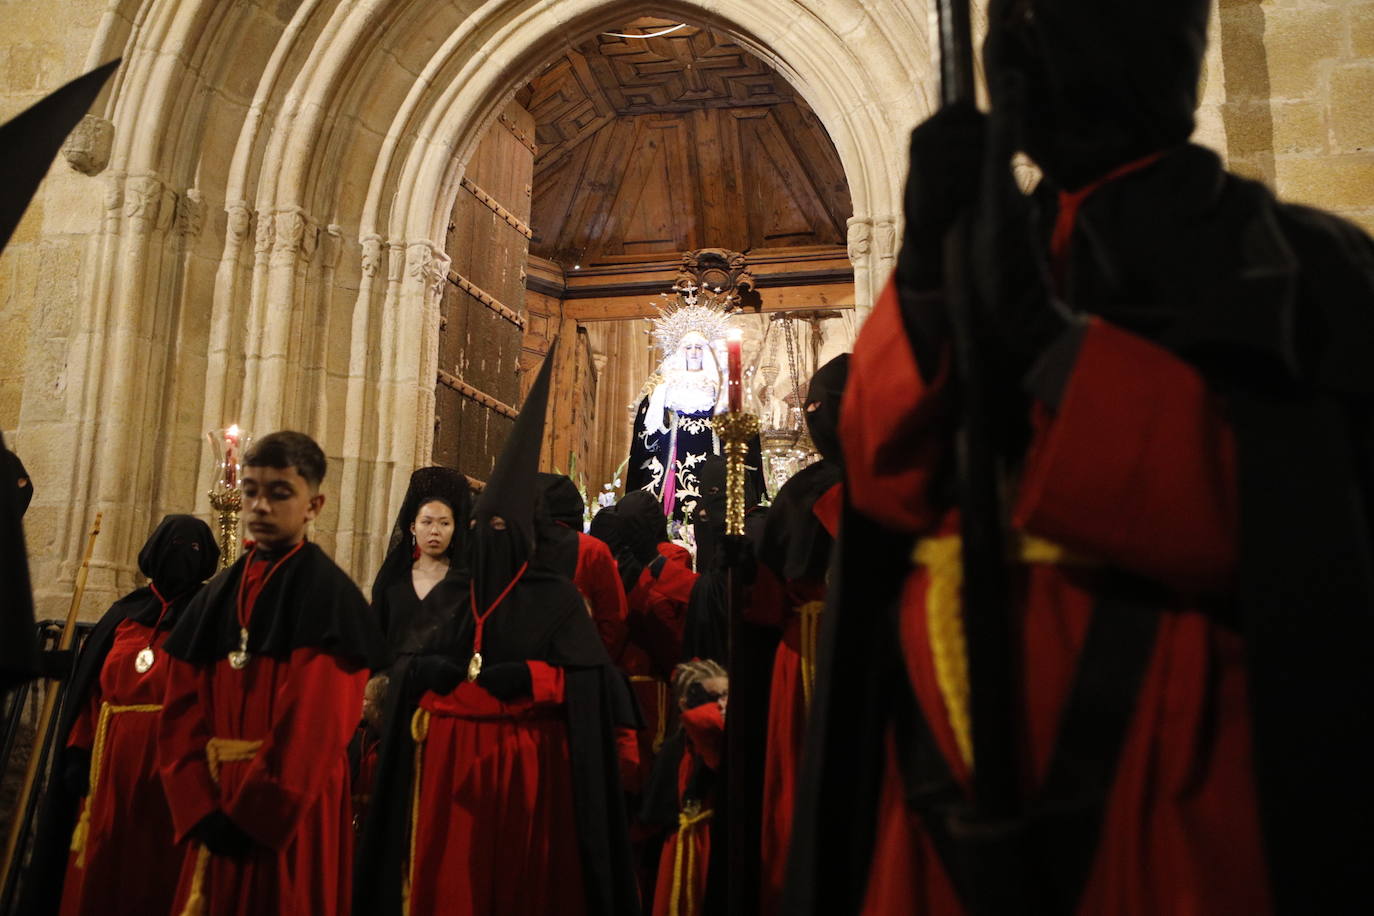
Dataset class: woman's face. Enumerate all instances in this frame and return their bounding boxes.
[411,499,456,560]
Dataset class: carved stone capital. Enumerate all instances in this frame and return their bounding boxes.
[253,212,275,255]
[360,234,383,278]
[226,202,253,244]
[61,115,114,176]
[387,243,406,283]
[176,187,205,238]
[273,209,307,254]
[124,175,165,234]
[102,179,123,227]
[873,217,897,263]
[846,216,872,265]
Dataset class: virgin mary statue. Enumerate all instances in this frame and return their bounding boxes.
[625,286,765,522]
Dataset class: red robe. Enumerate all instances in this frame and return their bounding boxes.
[407,664,585,916]
[625,543,698,785]
[756,486,841,916]
[59,619,181,916]
[573,531,629,661]
[843,279,1268,914]
[652,701,724,916]
[158,556,368,916]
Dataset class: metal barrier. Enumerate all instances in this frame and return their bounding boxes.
[0,619,95,914]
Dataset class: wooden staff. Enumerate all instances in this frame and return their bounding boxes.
[0,512,103,896]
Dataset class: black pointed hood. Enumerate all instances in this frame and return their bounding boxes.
[0,60,119,253]
[468,344,555,605]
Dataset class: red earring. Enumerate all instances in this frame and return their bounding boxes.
[411,536,421,561]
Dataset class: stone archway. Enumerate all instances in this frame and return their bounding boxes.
[18,0,942,615]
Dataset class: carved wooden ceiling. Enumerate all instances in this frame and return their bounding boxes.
[519,19,852,266]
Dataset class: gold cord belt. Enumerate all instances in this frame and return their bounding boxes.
[668,803,714,916]
[797,601,824,714]
[402,708,431,916]
[913,534,1095,771]
[69,702,162,866]
[629,675,669,752]
[179,737,262,916]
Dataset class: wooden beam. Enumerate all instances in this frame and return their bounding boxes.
[460,176,534,239]
[447,270,527,330]
[437,369,519,419]
[563,281,855,322]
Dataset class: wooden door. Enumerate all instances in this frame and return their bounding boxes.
[434,102,537,480]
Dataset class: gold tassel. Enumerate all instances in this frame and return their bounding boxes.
[668,804,713,916]
[629,676,669,753]
[797,601,824,714]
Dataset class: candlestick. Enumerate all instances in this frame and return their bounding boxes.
[726,328,743,413]
[223,423,241,488]
[207,425,250,570]
[710,410,760,536]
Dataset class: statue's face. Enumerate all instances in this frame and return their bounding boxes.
[684,341,705,371]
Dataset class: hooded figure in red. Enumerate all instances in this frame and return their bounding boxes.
[754,354,848,915]
[355,347,642,916]
[21,515,217,916]
[787,1,1374,914]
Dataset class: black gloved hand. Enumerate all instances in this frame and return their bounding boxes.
[970,69,1072,375]
[63,749,91,797]
[898,102,987,294]
[190,810,252,858]
[412,655,464,695]
[713,534,757,586]
[475,662,532,702]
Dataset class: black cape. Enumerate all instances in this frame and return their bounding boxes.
[0,431,38,689]
[18,586,200,916]
[756,460,842,585]
[786,144,1374,914]
[163,541,388,670]
[354,570,642,916]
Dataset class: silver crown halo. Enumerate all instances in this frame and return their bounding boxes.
[646,281,739,357]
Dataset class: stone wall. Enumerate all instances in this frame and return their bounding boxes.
[1219,0,1374,234]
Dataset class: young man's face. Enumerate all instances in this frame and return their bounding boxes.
[241,464,324,551]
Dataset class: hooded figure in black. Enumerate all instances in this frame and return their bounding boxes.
[533,471,585,582]
[21,515,218,916]
[0,61,118,690]
[369,465,471,655]
[754,355,849,913]
[758,354,850,586]
[355,346,642,916]
[788,2,1374,914]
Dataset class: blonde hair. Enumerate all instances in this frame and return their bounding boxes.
[672,658,727,707]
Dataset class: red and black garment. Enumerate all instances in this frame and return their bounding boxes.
[157,538,387,916]
[21,514,218,916]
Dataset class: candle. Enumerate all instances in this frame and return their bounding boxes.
[726,329,743,413]
[224,424,241,488]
